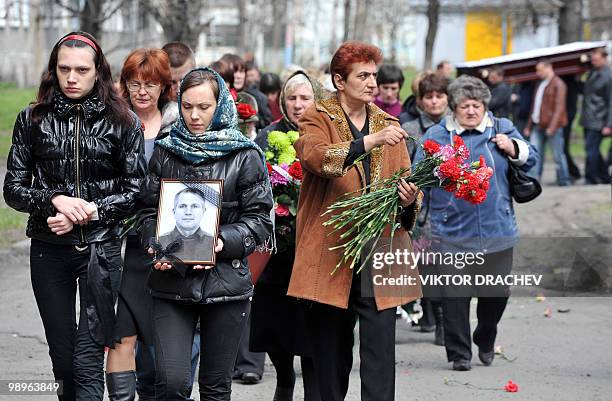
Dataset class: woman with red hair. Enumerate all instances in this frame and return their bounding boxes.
[287,41,422,401]
[105,48,178,400]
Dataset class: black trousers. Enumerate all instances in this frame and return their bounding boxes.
[419,298,442,328]
[584,128,610,184]
[442,297,509,361]
[441,248,513,362]
[268,352,321,401]
[307,271,396,401]
[30,239,122,401]
[563,117,581,178]
[135,342,156,400]
[152,298,249,401]
[234,313,265,377]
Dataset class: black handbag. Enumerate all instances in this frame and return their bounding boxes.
[494,119,542,203]
[508,162,542,203]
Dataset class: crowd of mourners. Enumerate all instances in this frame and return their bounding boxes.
[3,30,610,401]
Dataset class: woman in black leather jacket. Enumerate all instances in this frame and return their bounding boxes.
[3,31,146,401]
[139,67,273,400]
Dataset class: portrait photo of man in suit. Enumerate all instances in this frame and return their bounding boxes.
[159,187,215,263]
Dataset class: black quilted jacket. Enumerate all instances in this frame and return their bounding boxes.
[3,93,147,245]
[140,145,273,304]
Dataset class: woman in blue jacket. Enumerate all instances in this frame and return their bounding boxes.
[414,75,539,371]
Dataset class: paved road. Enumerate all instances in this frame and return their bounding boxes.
[2,245,611,401]
[0,162,610,400]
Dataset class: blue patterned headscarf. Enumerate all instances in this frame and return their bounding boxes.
[156,67,264,165]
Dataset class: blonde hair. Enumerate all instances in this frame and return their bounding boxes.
[284,73,314,98]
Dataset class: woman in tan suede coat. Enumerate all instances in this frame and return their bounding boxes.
[287,41,422,401]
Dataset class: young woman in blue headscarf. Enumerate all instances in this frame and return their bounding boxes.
[139,67,273,400]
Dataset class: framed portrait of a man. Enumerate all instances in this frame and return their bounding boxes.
[156,179,223,265]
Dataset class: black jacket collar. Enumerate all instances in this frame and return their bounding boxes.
[53,91,105,120]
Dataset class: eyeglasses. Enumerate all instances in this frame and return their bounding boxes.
[127,81,161,93]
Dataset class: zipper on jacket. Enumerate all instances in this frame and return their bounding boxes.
[470,132,484,251]
[75,105,86,244]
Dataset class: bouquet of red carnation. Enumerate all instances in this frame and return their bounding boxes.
[324,136,493,272]
[425,137,494,205]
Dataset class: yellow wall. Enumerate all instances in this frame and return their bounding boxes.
[465,12,512,61]
[583,22,592,40]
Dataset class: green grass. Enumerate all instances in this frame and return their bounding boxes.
[586,202,612,215]
[0,83,36,130]
[568,135,610,159]
[0,207,27,229]
[400,67,418,101]
[0,83,36,158]
[0,84,36,246]
[0,134,12,160]
[0,207,28,246]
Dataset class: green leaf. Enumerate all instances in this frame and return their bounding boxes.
[277,194,292,205]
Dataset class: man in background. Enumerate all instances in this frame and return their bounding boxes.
[246,60,262,89]
[162,42,196,101]
[487,66,512,118]
[437,60,454,79]
[581,48,612,184]
[524,59,572,186]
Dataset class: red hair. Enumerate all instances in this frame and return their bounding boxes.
[330,41,383,89]
[120,48,173,108]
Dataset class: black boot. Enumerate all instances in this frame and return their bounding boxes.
[434,305,445,346]
[273,386,294,401]
[106,371,136,401]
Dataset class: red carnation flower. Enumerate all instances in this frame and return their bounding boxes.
[453,135,465,148]
[443,182,457,192]
[469,188,487,204]
[288,161,303,180]
[236,103,257,119]
[423,139,441,155]
[454,173,475,199]
[439,158,464,181]
[453,135,470,159]
[454,171,489,205]
[504,380,519,393]
[275,203,290,217]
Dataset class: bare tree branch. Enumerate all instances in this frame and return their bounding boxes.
[526,0,541,33]
[139,0,213,50]
[542,0,564,8]
[424,0,439,69]
[138,0,163,23]
[343,0,351,41]
[51,0,127,28]
[104,36,159,55]
[100,0,130,23]
[54,0,80,15]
